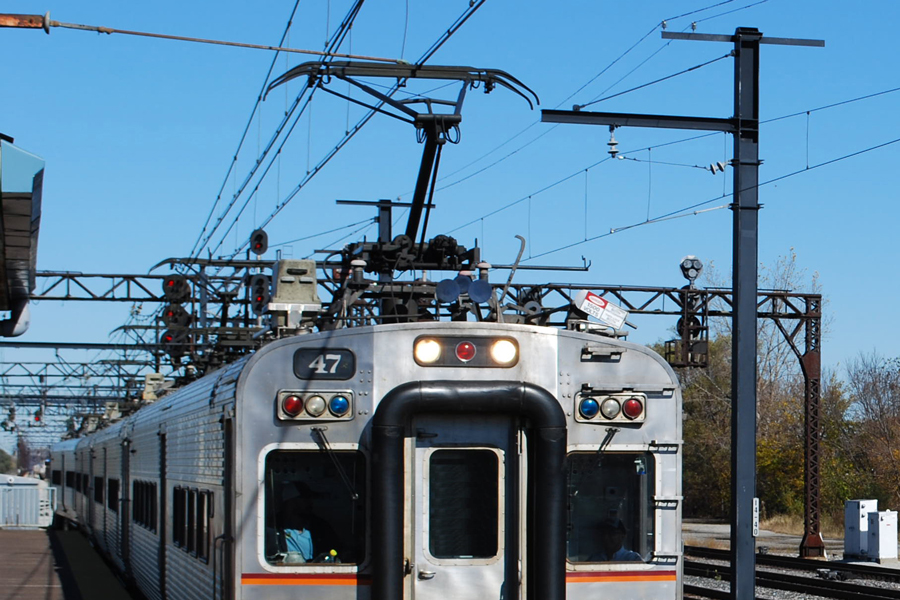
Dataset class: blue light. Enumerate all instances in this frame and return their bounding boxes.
[579,398,600,419]
[329,395,350,416]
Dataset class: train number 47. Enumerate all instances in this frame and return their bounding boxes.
[308,354,343,374]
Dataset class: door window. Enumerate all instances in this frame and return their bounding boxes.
[428,449,499,560]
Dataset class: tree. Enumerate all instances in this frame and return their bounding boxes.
[678,250,826,520]
[0,448,15,475]
[845,352,900,505]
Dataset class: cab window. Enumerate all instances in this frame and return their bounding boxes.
[263,450,366,566]
[566,452,654,562]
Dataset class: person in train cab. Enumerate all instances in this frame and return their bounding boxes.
[279,510,314,563]
[589,518,642,562]
[277,481,341,563]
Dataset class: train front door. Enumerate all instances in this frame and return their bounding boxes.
[411,415,520,600]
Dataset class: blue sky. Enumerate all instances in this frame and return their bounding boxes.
[2,0,898,379]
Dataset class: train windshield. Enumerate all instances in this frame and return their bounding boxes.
[566,452,655,563]
[263,450,366,566]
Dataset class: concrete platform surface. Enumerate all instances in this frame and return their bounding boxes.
[0,529,134,600]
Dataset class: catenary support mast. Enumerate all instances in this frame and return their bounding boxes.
[542,26,823,599]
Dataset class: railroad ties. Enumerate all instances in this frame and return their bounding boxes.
[684,545,900,600]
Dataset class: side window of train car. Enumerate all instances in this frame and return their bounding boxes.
[94,476,104,504]
[173,487,187,547]
[133,481,159,534]
[51,470,61,485]
[107,478,120,513]
[172,486,214,562]
[263,450,367,566]
[566,452,655,563]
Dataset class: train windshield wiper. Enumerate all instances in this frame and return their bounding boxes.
[311,427,359,501]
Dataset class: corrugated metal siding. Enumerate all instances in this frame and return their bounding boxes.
[85,422,125,568]
[126,359,243,600]
[48,357,245,600]
[0,484,55,528]
[130,413,163,600]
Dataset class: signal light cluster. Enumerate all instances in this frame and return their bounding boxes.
[277,390,354,422]
[413,336,519,368]
[576,392,646,423]
[250,274,271,315]
[160,275,193,361]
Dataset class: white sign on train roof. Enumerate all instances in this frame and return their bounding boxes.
[574,290,628,330]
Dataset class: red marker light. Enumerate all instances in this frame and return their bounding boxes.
[622,397,643,420]
[456,341,477,362]
[282,395,304,417]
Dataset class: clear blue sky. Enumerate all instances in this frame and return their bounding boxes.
[2,0,898,377]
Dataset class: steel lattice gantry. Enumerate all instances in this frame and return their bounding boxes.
[15,270,825,555]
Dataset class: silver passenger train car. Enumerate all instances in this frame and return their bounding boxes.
[50,320,682,600]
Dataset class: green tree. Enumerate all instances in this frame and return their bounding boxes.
[678,250,827,521]
[0,449,15,475]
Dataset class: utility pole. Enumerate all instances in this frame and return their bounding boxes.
[542,27,823,600]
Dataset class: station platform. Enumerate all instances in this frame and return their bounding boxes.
[0,529,134,599]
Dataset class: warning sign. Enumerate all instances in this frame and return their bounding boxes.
[573,290,628,330]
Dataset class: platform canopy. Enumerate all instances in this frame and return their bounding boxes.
[0,136,43,335]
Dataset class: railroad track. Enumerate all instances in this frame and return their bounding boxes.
[685,545,900,600]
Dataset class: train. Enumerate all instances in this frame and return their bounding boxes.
[49,315,683,600]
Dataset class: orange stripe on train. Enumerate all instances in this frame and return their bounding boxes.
[241,573,372,586]
[242,571,675,586]
[567,570,678,583]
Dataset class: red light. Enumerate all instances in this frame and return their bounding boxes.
[455,341,477,362]
[282,395,304,417]
[623,397,643,419]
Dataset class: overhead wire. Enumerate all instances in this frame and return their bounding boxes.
[447,156,612,233]
[302,219,380,260]
[447,80,900,242]
[192,0,366,260]
[431,0,764,193]
[523,134,900,261]
[270,218,376,249]
[220,0,490,259]
[576,52,733,111]
[188,0,303,260]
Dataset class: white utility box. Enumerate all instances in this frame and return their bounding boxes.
[867,510,898,562]
[845,499,878,557]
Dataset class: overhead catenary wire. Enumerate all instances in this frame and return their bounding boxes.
[302,219,379,260]
[270,218,376,249]
[448,83,900,237]
[219,0,490,260]
[189,2,299,259]
[209,0,488,260]
[186,0,305,262]
[575,52,733,111]
[430,0,762,190]
[523,135,900,261]
[12,12,401,63]
[191,0,366,261]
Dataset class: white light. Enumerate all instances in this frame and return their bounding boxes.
[305,395,326,417]
[490,339,518,365]
[600,397,621,419]
[415,339,442,364]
